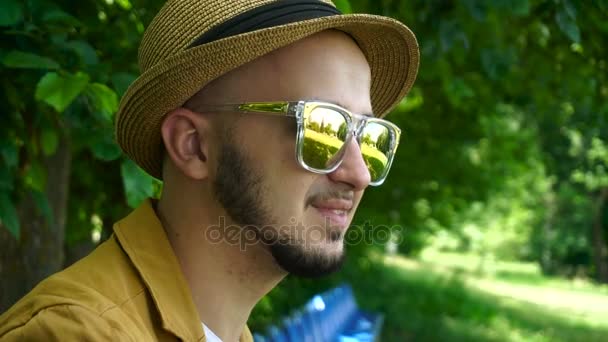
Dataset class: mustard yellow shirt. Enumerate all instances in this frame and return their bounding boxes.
[0,199,253,341]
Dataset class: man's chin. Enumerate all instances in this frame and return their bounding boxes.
[269,242,346,278]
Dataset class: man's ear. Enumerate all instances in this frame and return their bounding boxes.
[160,107,211,180]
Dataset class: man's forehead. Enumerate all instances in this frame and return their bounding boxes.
[309,97,374,118]
[188,30,372,112]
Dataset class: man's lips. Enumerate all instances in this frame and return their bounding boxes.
[311,199,353,228]
[311,199,353,212]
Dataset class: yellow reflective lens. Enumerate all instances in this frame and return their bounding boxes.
[302,106,348,169]
[300,104,394,183]
[359,122,391,182]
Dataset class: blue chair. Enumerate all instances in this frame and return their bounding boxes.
[254,284,384,342]
[267,324,288,342]
[253,332,267,342]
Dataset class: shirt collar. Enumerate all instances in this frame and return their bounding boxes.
[113,199,204,340]
[113,199,254,342]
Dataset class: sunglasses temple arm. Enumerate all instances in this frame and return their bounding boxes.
[196,102,298,117]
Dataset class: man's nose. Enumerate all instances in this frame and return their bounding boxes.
[327,138,371,190]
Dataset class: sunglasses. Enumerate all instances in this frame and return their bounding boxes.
[197,101,401,186]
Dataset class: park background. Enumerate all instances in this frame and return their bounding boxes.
[1,0,607,340]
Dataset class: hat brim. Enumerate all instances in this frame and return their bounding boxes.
[115,14,419,179]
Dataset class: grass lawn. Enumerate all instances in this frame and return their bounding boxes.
[339,251,608,342]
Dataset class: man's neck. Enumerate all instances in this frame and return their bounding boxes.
[155,197,285,342]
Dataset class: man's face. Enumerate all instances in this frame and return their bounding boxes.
[203,30,372,277]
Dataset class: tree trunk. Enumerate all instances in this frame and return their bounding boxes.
[592,187,608,283]
[0,133,71,312]
[540,191,556,274]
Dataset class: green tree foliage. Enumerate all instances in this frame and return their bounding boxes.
[350,0,608,281]
[0,0,164,310]
[337,122,348,141]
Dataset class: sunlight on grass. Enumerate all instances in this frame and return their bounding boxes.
[251,250,608,341]
[420,250,608,295]
[373,251,608,341]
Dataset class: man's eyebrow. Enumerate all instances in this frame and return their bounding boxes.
[310,97,374,117]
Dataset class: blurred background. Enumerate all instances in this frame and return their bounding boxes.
[1,0,607,341]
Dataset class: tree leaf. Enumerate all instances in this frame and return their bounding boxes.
[439,20,468,53]
[397,87,424,112]
[0,193,19,239]
[0,0,23,27]
[462,0,487,21]
[24,161,46,192]
[41,127,59,156]
[35,72,90,113]
[333,0,352,14]
[111,72,136,97]
[86,83,118,122]
[444,78,475,107]
[2,50,60,70]
[563,0,578,19]
[555,10,581,43]
[0,167,14,191]
[42,9,82,27]
[64,40,98,65]
[511,0,530,16]
[51,32,68,45]
[0,141,18,168]
[480,48,515,80]
[91,132,122,161]
[121,159,156,208]
[115,0,133,10]
[599,0,608,12]
[32,190,54,227]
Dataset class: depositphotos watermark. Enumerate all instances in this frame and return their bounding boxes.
[203,217,405,251]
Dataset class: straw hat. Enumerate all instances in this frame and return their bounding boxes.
[115,0,419,179]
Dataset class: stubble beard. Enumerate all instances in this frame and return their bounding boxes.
[212,133,345,278]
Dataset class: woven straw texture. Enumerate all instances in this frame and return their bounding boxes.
[115,0,420,179]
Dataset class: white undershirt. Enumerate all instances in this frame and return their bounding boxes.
[202,323,223,342]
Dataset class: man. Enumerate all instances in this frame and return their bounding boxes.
[0,0,418,341]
